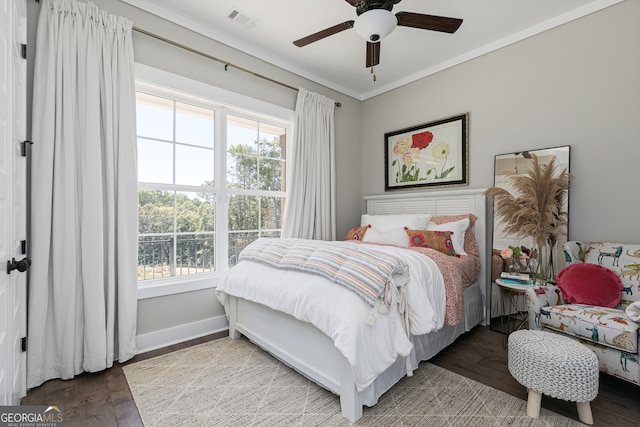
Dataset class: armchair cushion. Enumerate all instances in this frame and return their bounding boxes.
[540,304,639,353]
[556,263,623,308]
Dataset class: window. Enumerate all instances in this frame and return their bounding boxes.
[136,83,288,288]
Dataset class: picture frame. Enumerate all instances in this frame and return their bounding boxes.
[385,113,468,191]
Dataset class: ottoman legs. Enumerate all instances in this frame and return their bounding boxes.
[526,389,594,425]
[576,401,593,425]
[526,389,542,418]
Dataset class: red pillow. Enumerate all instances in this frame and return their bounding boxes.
[556,263,623,308]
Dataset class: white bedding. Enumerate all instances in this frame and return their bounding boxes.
[216,243,446,391]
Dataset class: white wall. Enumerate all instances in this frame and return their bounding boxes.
[360,0,640,244]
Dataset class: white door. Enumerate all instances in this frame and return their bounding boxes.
[0,0,28,406]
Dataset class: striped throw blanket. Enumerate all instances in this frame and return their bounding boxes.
[238,238,409,312]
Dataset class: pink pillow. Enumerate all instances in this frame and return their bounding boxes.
[556,264,623,308]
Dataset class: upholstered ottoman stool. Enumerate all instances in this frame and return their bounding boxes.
[508,330,599,425]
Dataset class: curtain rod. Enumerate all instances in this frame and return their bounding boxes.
[132,26,342,108]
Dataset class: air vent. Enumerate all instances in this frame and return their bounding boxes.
[227,8,257,29]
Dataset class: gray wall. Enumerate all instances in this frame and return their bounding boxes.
[25,0,362,341]
[360,0,640,244]
[26,0,639,346]
[86,0,363,241]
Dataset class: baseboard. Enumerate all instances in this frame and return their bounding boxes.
[135,315,229,354]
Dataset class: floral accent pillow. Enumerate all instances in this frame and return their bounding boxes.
[344,225,369,241]
[404,229,458,256]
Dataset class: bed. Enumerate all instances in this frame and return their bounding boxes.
[216,189,491,422]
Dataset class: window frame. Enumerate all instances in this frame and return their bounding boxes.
[135,64,293,300]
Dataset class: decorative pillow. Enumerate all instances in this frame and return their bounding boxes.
[556,263,623,308]
[361,226,410,247]
[344,225,369,241]
[405,229,458,256]
[426,217,470,256]
[360,214,431,233]
[428,214,478,256]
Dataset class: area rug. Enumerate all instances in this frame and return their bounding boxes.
[123,336,582,427]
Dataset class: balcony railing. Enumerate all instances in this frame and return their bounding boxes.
[138,231,281,281]
[227,233,259,267]
[138,235,215,281]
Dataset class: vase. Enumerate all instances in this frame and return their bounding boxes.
[508,258,521,274]
[534,241,557,284]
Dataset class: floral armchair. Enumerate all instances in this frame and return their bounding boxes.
[526,241,640,386]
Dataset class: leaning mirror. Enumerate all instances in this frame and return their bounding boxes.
[489,146,570,332]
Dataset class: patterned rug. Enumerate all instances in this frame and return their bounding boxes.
[123,336,582,427]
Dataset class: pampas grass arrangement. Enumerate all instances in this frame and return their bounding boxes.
[485,154,572,282]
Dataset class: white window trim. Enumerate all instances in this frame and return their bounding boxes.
[137,273,223,300]
[135,64,294,122]
[135,63,293,299]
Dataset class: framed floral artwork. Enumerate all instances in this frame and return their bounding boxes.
[384,113,468,191]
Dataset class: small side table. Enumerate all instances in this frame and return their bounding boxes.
[495,278,531,347]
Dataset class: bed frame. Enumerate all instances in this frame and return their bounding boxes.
[226,189,491,422]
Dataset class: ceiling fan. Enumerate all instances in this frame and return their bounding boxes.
[293,0,463,79]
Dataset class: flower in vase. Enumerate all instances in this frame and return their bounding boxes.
[501,248,513,259]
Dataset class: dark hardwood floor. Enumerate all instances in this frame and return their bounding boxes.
[22,326,639,426]
[431,326,639,427]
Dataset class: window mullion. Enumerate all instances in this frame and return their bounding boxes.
[216,108,229,274]
[172,100,178,277]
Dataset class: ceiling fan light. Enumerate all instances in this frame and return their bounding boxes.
[354,9,397,42]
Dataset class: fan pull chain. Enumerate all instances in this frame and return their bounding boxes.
[370,66,376,82]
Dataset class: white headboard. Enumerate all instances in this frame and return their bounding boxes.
[365,189,491,324]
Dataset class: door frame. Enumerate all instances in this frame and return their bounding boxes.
[0,0,28,406]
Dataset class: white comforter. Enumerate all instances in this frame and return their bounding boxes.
[215,243,446,391]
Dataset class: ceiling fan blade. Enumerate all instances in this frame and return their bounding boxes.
[293,21,355,47]
[366,41,380,68]
[396,12,463,34]
[344,0,361,6]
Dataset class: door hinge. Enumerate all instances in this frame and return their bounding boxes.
[20,140,33,157]
[21,337,27,352]
[21,240,27,255]
[21,44,27,60]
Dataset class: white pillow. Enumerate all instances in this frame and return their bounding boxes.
[360,214,431,233]
[426,218,470,255]
[361,226,410,247]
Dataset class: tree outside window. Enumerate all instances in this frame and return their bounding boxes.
[136,89,287,282]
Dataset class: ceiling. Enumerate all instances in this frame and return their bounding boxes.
[122,0,621,101]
